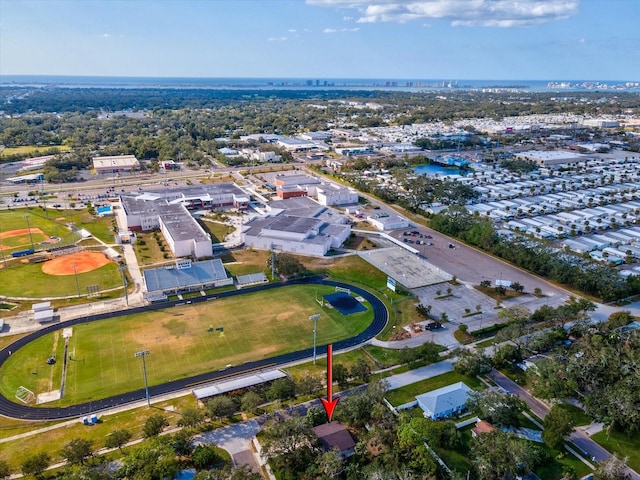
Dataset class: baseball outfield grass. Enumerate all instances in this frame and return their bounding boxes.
[0,261,122,298]
[0,283,372,406]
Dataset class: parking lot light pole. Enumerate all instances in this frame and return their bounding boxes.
[309,313,321,364]
[72,263,81,298]
[134,350,151,406]
[119,264,129,306]
[24,215,35,250]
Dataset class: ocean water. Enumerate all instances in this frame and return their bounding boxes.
[0,75,634,92]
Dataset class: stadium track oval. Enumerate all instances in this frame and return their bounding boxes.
[0,276,388,420]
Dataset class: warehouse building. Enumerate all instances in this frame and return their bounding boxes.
[93,155,140,174]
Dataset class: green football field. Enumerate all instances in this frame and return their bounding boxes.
[0,284,372,406]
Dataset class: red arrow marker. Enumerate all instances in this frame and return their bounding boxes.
[320,344,339,422]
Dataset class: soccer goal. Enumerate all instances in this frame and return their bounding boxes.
[15,386,35,404]
[335,286,351,295]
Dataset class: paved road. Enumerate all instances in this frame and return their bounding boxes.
[0,277,388,420]
[384,359,454,390]
[488,369,640,480]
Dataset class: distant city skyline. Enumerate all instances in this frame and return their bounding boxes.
[0,0,638,81]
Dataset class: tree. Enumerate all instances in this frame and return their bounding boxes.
[466,390,526,427]
[452,348,492,377]
[177,406,205,429]
[240,391,263,413]
[206,395,237,420]
[21,452,50,480]
[417,342,441,363]
[415,303,432,318]
[105,429,132,453]
[471,430,546,480]
[594,454,631,480]
[335,381,389,427]
[317,448,344,478]
[260,415,319,474]
[511,281,524,293]
[171,429,195,456]
[332,363,349,388]
[305,406,325,427]
[350,358,372,383]
[192,445,220,469]
[295,373,322,396]
[267,377,296,401]
[118,437,180,480]
[0,460,11,480]
[60,438,94,466]
[542,405,574,450]
[143,414,169,438]
[266,252,307,278]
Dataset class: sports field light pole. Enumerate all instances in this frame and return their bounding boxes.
[72,263,81,298]
[134,349,151,406]
[119,264,129,306]
[309,313,321,364]
[24,215,35,251]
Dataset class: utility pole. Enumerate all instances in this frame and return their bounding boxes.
[309,313,321,364]
[134,350,151,406]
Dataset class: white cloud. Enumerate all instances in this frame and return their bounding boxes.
[343,15,354,20]
[267,36,288,42]
[307,0,579,27]
[100,33,111,38]
[288,29,297,32]
[324,27,360,33]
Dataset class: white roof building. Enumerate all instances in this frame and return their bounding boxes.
[416,382,473,420]
[93,155,139,174]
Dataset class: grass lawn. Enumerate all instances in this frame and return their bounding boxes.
[284,347,374,381]
[377,296,425,341]
[72,209,117,244]
[0,284,373,406]
[199,218,234,243]
[133,231,172,266]
[0,208,71,244]
[0,261,122,298]
[0,145,70,158]
[558,403,591,427]
[0,395,197,471]
[534,447,592,480]
[303,255,388,291]
[385,371,484,407]
[592,428,640,472]
[435,426,474,476]
[223,249,271,278]
[473,337,496,349]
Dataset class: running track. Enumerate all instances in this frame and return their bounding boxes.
[0,277,388,420]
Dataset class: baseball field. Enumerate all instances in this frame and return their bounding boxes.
[0,209,122,298]
[0,283,372,406]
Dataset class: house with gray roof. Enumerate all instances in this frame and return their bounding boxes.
[415,382,473,420]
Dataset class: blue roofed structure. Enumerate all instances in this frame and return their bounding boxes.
[143,258,233,294]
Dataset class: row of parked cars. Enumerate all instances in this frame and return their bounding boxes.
[403,230,433,245]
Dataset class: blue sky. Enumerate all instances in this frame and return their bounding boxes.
[0,0,638,80]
